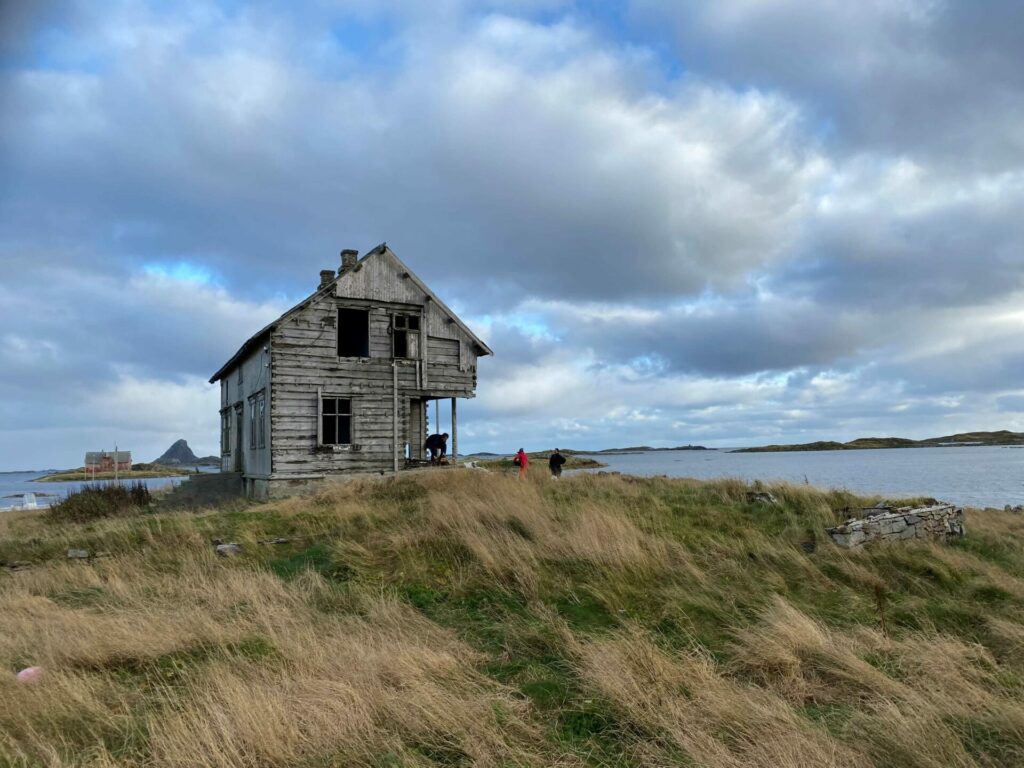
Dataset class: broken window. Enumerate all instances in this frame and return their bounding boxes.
[392,314,420,359]
[337,308,370,357]
[321,397,352,445]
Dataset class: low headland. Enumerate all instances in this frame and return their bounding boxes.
[33,463,198,483]
[470,445,712,469]
[734,429,1024,453]
[3,470,1024,766]
[474,449,606,471]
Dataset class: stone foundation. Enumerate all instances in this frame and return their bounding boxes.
[827,504,965,549]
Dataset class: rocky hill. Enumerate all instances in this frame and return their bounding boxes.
[153,439,219,466]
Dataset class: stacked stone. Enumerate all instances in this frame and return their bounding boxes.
[827,504,965,549]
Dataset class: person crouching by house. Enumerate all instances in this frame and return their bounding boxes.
[548,449,566,480]
[513,448,529,479]
[425,432,449,464]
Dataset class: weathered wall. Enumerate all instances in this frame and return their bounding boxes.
[219,341,272,477]
[270,279,477,477]
[827,504,965,549]
[214,246,487,487]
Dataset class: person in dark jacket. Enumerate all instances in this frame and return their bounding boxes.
[425,432,449,463]
[548,449,567,479]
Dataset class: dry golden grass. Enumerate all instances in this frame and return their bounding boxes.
[2,471,1024,767]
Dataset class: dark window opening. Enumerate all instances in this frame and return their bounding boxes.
[220,410,231,454]
[257,392,266,448]
[337,308,370,357]
[392,314,420,359]
[249,398,256,449]
[249,391,266,449]
[321,397,352,445]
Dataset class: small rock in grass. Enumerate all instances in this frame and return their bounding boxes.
[215,543,242,557]
[66,549,90,560]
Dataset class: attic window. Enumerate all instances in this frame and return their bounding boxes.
[392,314,420,359]
[337,308,370,357]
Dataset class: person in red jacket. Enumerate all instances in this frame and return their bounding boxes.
[513,448,529,479]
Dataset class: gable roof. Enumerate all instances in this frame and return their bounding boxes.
[380,246,493,357]
[209,244,492,383]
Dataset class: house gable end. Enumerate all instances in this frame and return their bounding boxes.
[335,246,492,356]
[209,243,492,384]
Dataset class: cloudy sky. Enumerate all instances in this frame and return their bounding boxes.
[2,0,1024,470]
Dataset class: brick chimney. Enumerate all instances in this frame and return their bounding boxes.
[340,249,359,274]
[319,269,335,288]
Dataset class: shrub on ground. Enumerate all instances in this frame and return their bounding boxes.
[44,482,151,524]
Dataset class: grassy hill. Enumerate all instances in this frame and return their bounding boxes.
[475,450,605,471]
[735,430,1024,453]
[2,472,1024,766]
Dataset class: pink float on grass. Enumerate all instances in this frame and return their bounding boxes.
[16,666,44,683]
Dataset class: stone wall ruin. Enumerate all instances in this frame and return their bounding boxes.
[827,504,965,549]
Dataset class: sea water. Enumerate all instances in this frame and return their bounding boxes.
[578,445,1024,508]
[0,468,219,511]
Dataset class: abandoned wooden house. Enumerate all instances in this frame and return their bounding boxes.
[209,244,492,500]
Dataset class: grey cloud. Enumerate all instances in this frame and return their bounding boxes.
[632,0,1024,168]
[0,5,823,309]
[997,395,1024,413]
[535,297,871,376]
[780,180,1024,309]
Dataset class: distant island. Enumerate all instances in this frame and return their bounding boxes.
[34,439,219,482]
[733,430,1024,453]
[589,444,713,455]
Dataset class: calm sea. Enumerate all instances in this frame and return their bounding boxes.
[5,448,1022,510]
[577,445,1024,508]
[0,468,219,511]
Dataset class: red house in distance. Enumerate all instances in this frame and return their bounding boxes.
[84,451,132,472]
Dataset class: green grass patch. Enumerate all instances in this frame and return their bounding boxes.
[266,542,352,581]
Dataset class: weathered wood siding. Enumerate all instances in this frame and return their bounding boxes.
[268,250,481,477]
[219,341,272,477]
[428,336,460,365]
